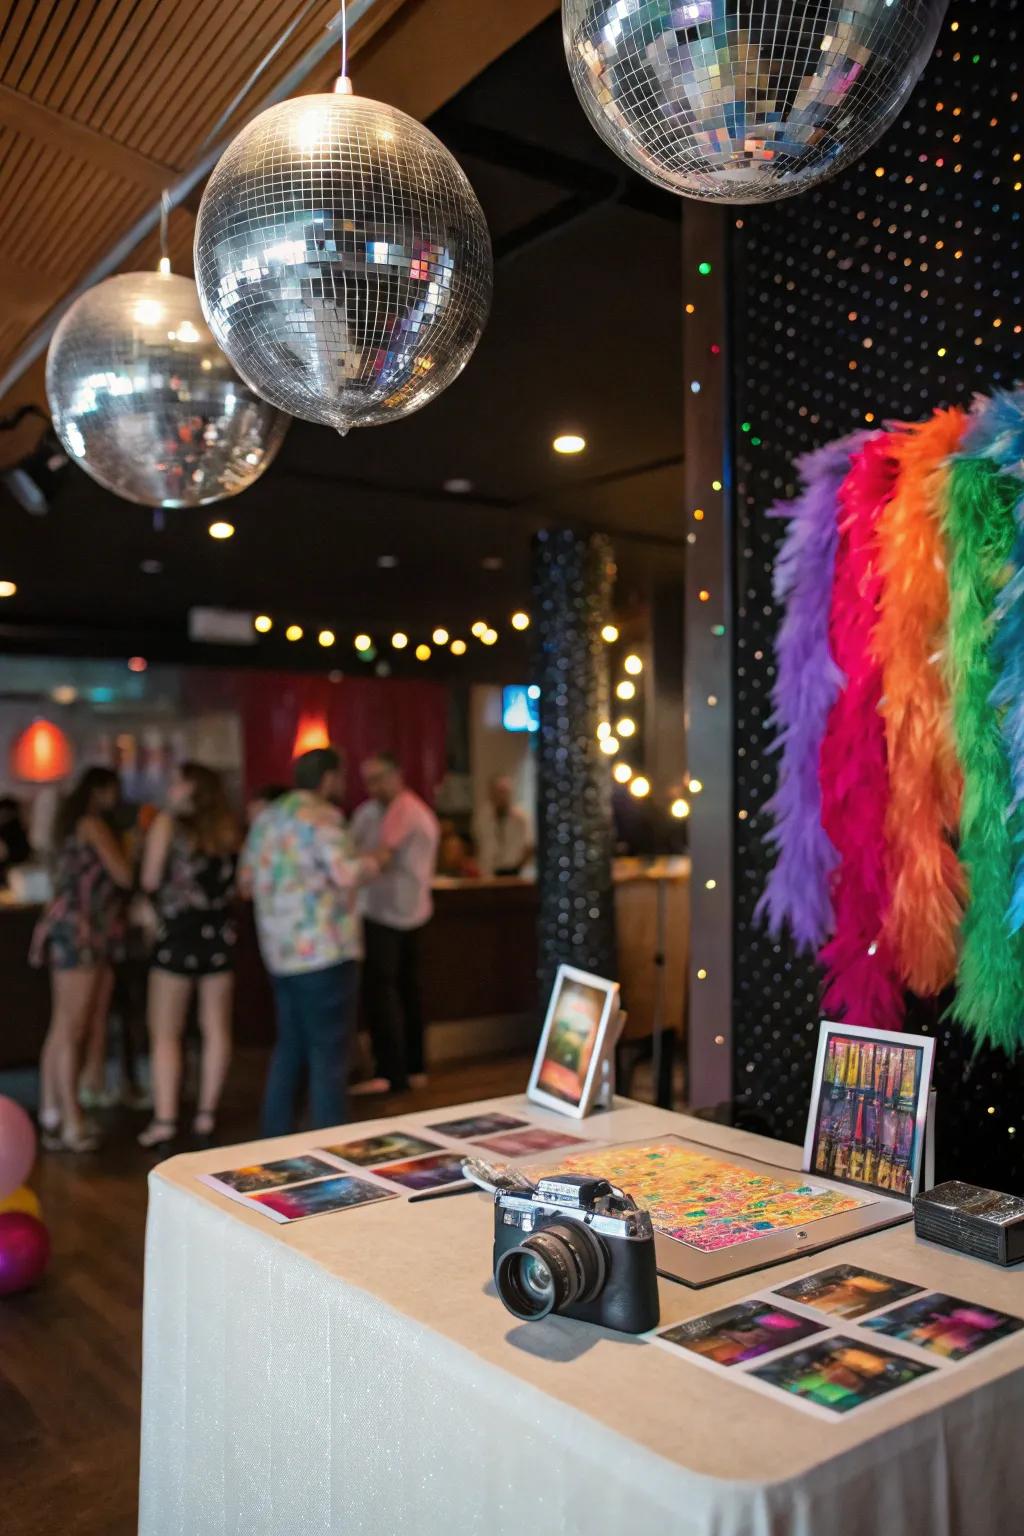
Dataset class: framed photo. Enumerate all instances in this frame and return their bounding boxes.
[526,964,620,1119]
[803,1021,935,1201]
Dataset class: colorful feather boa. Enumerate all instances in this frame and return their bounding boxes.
[756,433,868,951]
[943,426,1024,1053]
[872,409,967,995]
[818,435,904,1030]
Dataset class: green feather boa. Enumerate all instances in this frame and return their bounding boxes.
[944,455,1024,1052]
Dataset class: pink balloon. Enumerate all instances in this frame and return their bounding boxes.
[0,1212,50,1296]
[0,1097,36,1200]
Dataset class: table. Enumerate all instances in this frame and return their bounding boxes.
[140,1096,1024,1536]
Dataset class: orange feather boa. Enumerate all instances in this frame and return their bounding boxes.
[872,408,967,994]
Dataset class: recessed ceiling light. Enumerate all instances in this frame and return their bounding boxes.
[254,614,272,633]
[432,627,449,646]
[391,631,408,650]
[285,624,303,642]
[553,433,586,455]
[510,611,530,631]
[140,559,163,575]
[481,556,504,571]
[209,520,234,539]
[0,580,17,598]
[377,555,398,568]
[443,477,473,494]
[318,629,335,647]
[128,656,147,673]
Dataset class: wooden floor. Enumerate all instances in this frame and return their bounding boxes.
[0,1047,534,1536]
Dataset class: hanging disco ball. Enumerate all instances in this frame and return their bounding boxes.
[563,0,947,204]
[193,89,493,434]
[46,271,289,507]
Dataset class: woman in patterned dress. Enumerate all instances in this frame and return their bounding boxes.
[137,763,241,1148]
[32,767,132,1152]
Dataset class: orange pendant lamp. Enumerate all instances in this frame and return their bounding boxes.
[11,719,74,782]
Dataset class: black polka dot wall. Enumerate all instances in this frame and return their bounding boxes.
[730,4,1024,1189]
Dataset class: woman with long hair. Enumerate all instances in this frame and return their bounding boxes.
[31,767,132,1152]
[137,762,241,1148]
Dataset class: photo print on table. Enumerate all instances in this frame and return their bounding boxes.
[248,1174,396,1222]
[372,1150,469,1192]
[202,1154,341,1195]
[321,1131,443,1167]
[659,1301,826,1367]
[863,1293,1024,1361]
[472,1126,588,1157]
[774,1265,923,1321]
[749,1336,935,1416]
[428,1112,529,1140]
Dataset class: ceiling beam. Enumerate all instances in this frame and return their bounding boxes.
[0,82,177,190]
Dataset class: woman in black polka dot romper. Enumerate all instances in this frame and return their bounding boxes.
[137,763,241,1148]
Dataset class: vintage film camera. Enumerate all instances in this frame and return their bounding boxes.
[492,1171,660,1334]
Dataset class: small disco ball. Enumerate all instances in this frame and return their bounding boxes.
[193,90,493,434]
[46,271,288,508]
[563,0,946,204]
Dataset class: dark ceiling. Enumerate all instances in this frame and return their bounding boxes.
[0,15,684,674]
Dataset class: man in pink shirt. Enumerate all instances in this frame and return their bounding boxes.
[349,753,440,1094]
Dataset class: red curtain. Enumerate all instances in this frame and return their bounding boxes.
[227,670,447,811]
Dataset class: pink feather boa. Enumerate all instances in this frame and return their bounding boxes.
[818,434,904,1029]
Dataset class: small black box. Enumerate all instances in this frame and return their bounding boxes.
[913,1180,1024,1266]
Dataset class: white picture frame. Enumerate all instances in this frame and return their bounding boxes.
[803,1020,936,1202]
[527,964,620,1119]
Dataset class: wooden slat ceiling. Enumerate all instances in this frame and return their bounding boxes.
[0,0,558,461]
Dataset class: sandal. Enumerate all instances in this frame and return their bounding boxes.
[191,1110,217,1148]
[137,1118,178,1149]
[47,1125,102,1153]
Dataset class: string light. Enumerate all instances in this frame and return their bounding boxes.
[450,638,467,656]
[391,631,408,650]
[481,628,498,645]
[613,762,633,784]
[601,623,619,643]
[600,735,620,755]
[254,614,272,633]
[597,721,612,740]
[318,630,335,647]
[511,611,530,630]
[624,654,643,675]
[617,717,636,737]
[208,520,234,539]
[354,633,372,651]
[553,433,586,454]
[670,798,690,819]
[689,778,703,793]
[0,581,16,598]
[432,627,449,646]
[471,621,487,638]
[705,878,717,890]
[616,680,636,701]
[629,776,650,798]
[285,624,303,642]
[415,643,431,661]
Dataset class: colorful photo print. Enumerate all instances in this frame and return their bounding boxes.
[373,1150,468,1192]
[536,977,609,1106]
[473,1126,588,1157]
[775,1265,923,1321]
[863,1293,1024,1361]
[321,1131,443,1167]
[249,1174,394,1222]
[660,1301,826,1367]
[207,1154,340,1194]
[428,1112,529,1140]
[530,1140,863,1252]
[810,1034,924,1196]
[749,1336,935,1415]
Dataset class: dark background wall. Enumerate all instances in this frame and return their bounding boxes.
[729,2,1024,1189]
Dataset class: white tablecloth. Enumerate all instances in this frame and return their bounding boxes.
[140,1096,1024,1536]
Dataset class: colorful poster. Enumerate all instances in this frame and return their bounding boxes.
[531,1140,865,1252]
[536,978,608,1106]
[473,1126,587,1157]
[863,1293,1024,1360]
[660,1301,826,1366]
[428,1112,529,1139]
[321,1132,442,1167]
[248,1174,394,1222]
[810,1034,925,1196]
[775,1265,923,1320]
[749,1336,935,1414]
[203,1155,340,1195]
[372,1151,468,1192]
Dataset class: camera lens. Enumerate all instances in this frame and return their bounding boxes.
[495,1222,606,1322]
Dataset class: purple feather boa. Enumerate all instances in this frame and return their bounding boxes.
[756,432,870,951]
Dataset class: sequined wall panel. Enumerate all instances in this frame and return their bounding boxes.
[730,4,1024,1189]
[531,529,617,1007]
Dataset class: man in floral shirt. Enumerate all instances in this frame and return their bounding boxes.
[240,747,384,1134]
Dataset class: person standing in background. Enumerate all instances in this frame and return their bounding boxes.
[476,774,534,877]
[137,763,241,1149]
[350,753,440,1095]
[240,747,384,1136]
[31,767,132,1152]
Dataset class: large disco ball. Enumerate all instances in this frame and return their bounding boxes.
[46,271,289,507]
[563,0,947,203]
[194,90,493,434]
